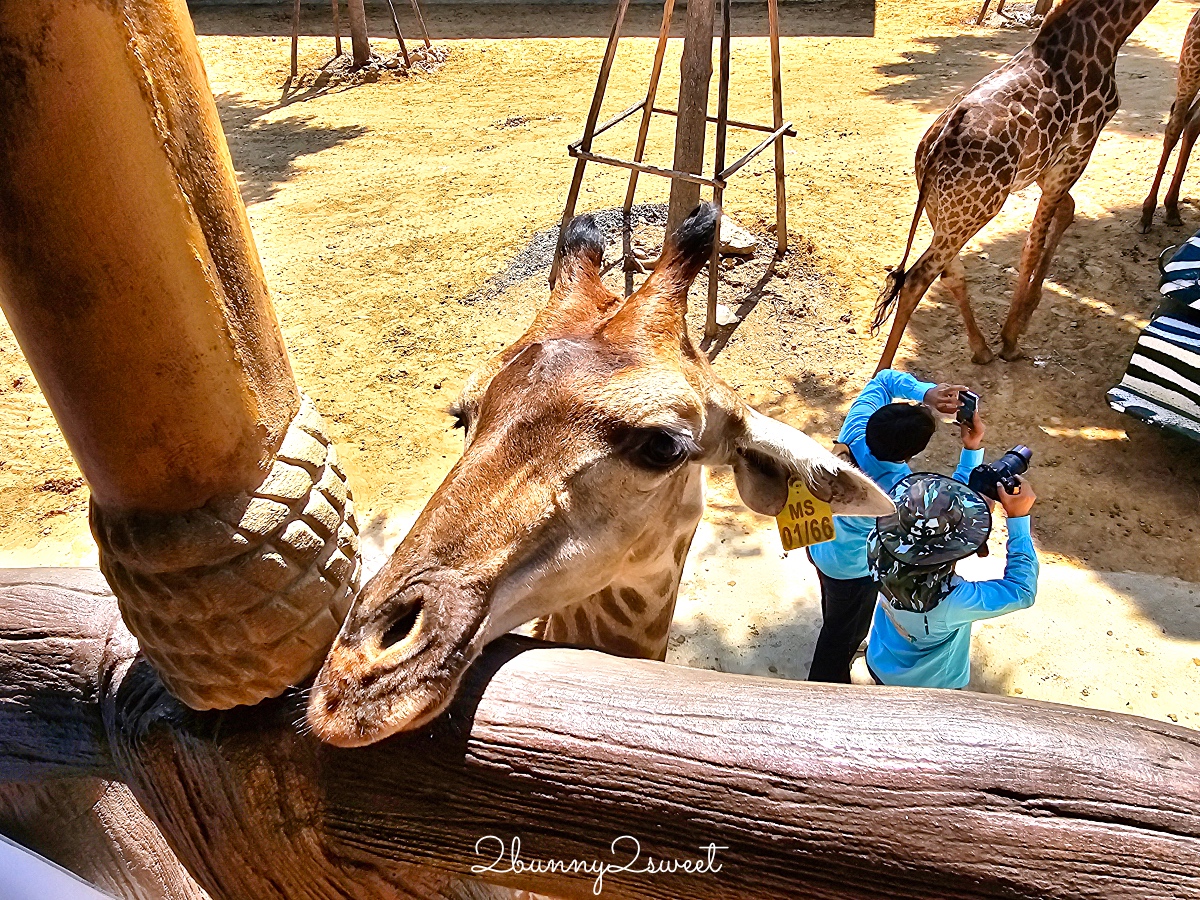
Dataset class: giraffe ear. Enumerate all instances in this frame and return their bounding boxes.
[730,409,894,517]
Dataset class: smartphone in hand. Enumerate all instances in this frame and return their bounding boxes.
[956,389,979,426]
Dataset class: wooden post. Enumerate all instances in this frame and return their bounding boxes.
[347,0,372,67]
[332,0,343,57]
[2,573,1199,900]
[666,0,717,234]
[0,0,360,711]
[704,0,731,340]
[291,0,302,78]
[385,0,411,66]
[767,0,787,254]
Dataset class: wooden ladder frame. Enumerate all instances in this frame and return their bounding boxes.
[548,0,794,339]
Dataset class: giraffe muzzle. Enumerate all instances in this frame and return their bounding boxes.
[307,569,489,747]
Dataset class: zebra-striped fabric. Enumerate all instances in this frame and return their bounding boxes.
[1108,235,1200,442]
[1161,235,1200,309]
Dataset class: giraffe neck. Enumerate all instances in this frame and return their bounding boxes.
[1039,0,1159,59]
[536,467,705,661]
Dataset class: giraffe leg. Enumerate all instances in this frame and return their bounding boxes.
[1140,98,1196,232]
[874,238,961,373]
[1000,190,1074,361]
[941,256,994,364]
[1163,104,1200,227]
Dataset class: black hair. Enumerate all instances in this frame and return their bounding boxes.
[669,202,719,278]
[865,402,936,462]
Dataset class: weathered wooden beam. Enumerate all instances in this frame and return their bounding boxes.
[2,570,1198,900]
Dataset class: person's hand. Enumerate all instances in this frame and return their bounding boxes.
[961,409,985,451]
[923,383,969,416]
[998,476,1036,518]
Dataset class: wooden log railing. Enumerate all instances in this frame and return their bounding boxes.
[2,569,1198,900]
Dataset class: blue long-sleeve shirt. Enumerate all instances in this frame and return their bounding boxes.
[808,369,984,580]
[865,516,1039,689]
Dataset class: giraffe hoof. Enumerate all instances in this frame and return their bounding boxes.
[1166,211,1184,227]
[971,347,996,365]
[999,344,1024,362]
[1137,217,1153,235]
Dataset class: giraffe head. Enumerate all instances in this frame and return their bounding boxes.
[308,204,892,747]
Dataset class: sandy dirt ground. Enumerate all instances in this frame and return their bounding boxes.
[0,0,1197,725]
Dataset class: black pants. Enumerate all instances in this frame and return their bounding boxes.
[807,560,880,684]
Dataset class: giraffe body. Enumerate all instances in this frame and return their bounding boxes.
[1140,8,1200,231]
[874,0,1159,370]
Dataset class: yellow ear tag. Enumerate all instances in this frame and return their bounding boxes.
[775,476,836,551]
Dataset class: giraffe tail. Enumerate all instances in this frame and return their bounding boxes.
[871,179,929,335]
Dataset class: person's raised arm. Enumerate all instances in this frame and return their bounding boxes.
[837,369,943,444]
[941,477,1038,628]
[952,409,986,484]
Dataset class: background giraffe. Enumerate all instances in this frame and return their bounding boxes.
[1140,7,1200,231]
[873,0,1161,371]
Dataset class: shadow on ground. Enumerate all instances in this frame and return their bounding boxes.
[216,92,369,204]
[190,0,877,39]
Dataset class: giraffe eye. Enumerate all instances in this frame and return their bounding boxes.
[621,428,697,471]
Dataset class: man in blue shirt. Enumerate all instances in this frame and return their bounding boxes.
[865,473,1038,689]
[806,369,984,682]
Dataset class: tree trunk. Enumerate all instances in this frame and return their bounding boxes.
[3,571,1198,900]
[347,0,372,67]
[666,0,717,233]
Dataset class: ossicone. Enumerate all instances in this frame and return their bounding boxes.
[561,214,606,268]
[665,202,720,279]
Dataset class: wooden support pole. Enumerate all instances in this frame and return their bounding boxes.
[385,0,411,67]
[622,0,677,295]
[0,1,359,712]
[3,572,1198,900]
[666,0,716,234]
[408,0,433,49]
[549,0,633,287]
[767,0,788,254]
[292,0,302,78]
[332,0,343,57]
[705,0,732,340]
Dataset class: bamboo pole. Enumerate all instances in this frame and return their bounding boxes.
[0,0,359,711]
[385,0,412,66]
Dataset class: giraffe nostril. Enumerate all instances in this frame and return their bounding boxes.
[381,599,423,650]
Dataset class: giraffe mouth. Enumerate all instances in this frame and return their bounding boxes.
[307,570,490,747]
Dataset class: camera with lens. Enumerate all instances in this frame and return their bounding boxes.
[968,445,1033,502]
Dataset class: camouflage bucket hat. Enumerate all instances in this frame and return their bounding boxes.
[875,473,991,566]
